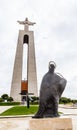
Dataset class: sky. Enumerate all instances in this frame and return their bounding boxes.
[0,0,77,99]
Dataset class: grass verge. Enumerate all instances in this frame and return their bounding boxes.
[0,106,38,116]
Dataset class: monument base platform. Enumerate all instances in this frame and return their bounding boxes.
[29,117,72,130]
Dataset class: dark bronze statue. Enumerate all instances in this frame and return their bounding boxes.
[33,61,67,118]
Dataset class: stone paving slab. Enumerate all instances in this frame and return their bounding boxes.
[0,117,30,130]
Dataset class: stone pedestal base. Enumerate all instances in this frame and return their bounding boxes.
[29,117,72,130]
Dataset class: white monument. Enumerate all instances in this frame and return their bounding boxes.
[10,18,38,102]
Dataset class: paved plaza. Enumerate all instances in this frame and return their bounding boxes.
[0,105,77,130]
[59,106,77,130]
[0,117,30,130]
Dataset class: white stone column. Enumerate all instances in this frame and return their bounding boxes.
[10,31,23,102]
[10,29,38,102]
[27,31,38,96]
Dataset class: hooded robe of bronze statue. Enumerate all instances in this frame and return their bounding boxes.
[33,61,67,118]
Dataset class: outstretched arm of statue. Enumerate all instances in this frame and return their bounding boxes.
[17,20,25,24]
[28,21,36,25]
[32,22,36,25]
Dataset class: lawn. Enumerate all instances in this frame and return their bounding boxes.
[0,106,38,116]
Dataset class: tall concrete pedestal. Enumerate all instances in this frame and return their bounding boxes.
[29,118,72,130]
[10,18,38,102]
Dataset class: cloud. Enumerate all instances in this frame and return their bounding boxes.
[63,76,77,99]
[0,0,77,99]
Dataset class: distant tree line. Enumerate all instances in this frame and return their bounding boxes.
[31,96,77,105]
[0,94,77,105]
[59,97,77,104]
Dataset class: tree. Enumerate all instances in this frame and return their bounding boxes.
[1,94,8,100]
[31,96,39,102]
[59,97,71,104]
[0,98,3,102]
[7,97,13,102]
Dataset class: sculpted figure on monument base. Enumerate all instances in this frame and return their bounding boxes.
[33,61,67,118]
[17,17,36,31]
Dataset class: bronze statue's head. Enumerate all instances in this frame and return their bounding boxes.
[49,61,56,73]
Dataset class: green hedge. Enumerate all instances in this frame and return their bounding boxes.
[30,101,39,105]
[0,102,20,106]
